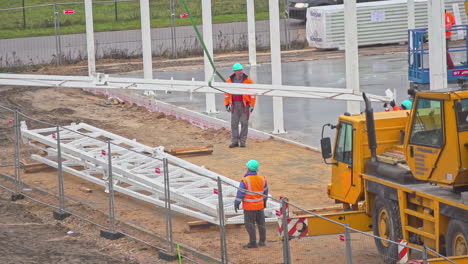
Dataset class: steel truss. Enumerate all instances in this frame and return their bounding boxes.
[21,122,279,225]
[0,73,393,102]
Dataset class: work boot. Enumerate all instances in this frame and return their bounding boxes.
[240,142,246,148]
[258,241,266,247]
[229,143,239,148]
[242,242,258,249]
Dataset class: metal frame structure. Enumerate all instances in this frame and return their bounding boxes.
[0,73,393,102]
[20,122,280,225]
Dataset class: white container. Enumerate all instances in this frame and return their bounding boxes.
[306,0,468,49]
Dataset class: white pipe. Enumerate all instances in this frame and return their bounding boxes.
[428,0,447,90]
[84,0,96,76]
[140,0,153,79]
[344,0,361,114]
[202,0,217,113]
[269,0,286,134]
[247,0,257,66]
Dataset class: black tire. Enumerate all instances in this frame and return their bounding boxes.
[372,197,403,264]
[446,219,468,256]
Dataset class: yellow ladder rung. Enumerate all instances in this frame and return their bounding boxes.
[403,209,435,222]
[405,226,436,240]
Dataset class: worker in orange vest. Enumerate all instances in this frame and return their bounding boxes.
[234,160,268,248]
[224,63,256,148]
[445,10,456,69]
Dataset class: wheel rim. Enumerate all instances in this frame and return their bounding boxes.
[378,208,390,247]
[453,232,467,256]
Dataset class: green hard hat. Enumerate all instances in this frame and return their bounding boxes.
[232,63,243,71]
[246,160,259,171]
[401,100,412,110]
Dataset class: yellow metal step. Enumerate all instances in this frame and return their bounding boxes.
[403,208,435,222]
[405,225,436,240]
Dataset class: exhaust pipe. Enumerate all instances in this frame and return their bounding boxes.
[363,93,377,162]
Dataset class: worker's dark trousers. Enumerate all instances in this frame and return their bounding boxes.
[244,209,266,244]
[231,101,250,145]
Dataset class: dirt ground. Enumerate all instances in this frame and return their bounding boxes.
[0,44,405,263]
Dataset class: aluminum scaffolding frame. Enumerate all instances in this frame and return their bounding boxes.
[20,122,280,225]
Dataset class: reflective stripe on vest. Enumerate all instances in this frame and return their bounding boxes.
[242,175,266,210]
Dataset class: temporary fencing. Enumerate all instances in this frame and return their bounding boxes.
[0,0,303,70]
[1,104,457,264]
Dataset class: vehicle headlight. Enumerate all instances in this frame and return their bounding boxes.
[294,3,309,8]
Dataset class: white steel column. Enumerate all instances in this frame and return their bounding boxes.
[344,0,360,114]
[84,0,95,76]
[247,0,257,66]
[202,0,217,113]
[428,0,447,90]
[408,0,415,29]
[140,0,153,79]
[269,0,286,134]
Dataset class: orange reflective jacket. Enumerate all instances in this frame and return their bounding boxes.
[445,11,455,37]
[224,73,256,107]
[241,174,267,211]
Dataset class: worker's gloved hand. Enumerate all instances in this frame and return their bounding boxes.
[225,105,231,112]
[249,107,254,113]
[390,100,396,107]
[263,199,267,208]
[234,202,240,213]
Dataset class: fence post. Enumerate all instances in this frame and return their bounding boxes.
[11,111,24,201]
[159,157,178,261]
[422,246,428,264]
[344,224,353,264]
[170,0,177,58]
[217,177,228,264]
[281,198,291,264]
[53,4,62,65]
[52,126,70,220]
[22,0,26,29]
[283,0,290,50]
[114,0,118,21]
[100,141,123,240]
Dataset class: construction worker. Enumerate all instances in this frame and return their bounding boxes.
[234,160,268,249]
[445,10,456,69]
[384,100,401,112]
[384,100,412,111]
[224,63,256,148]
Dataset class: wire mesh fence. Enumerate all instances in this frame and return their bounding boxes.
[3,104,463,263]
[0,0,304,71]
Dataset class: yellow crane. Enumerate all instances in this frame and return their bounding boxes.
[287,88,467,263]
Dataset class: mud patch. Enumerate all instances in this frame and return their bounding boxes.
[49,108,76,115]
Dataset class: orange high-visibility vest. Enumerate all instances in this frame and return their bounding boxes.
[224,74,256,107]
[241,174,266,211]
[445,11,455,37]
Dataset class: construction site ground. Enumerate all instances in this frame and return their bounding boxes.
[0,45,407,263]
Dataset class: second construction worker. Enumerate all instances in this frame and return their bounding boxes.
[234,160,268,249]
[224,63,256,148]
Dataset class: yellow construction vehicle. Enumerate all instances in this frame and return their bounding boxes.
[288,88,468,263]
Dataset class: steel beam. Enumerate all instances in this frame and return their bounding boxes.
[0,73,393,102]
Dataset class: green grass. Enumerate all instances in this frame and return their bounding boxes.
[0,0,279,39]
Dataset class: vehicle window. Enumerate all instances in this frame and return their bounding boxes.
[456,99,468,132]
[334,122,353,164]
[409,98,444,147]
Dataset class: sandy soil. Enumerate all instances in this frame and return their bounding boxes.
[0,45,401,263]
